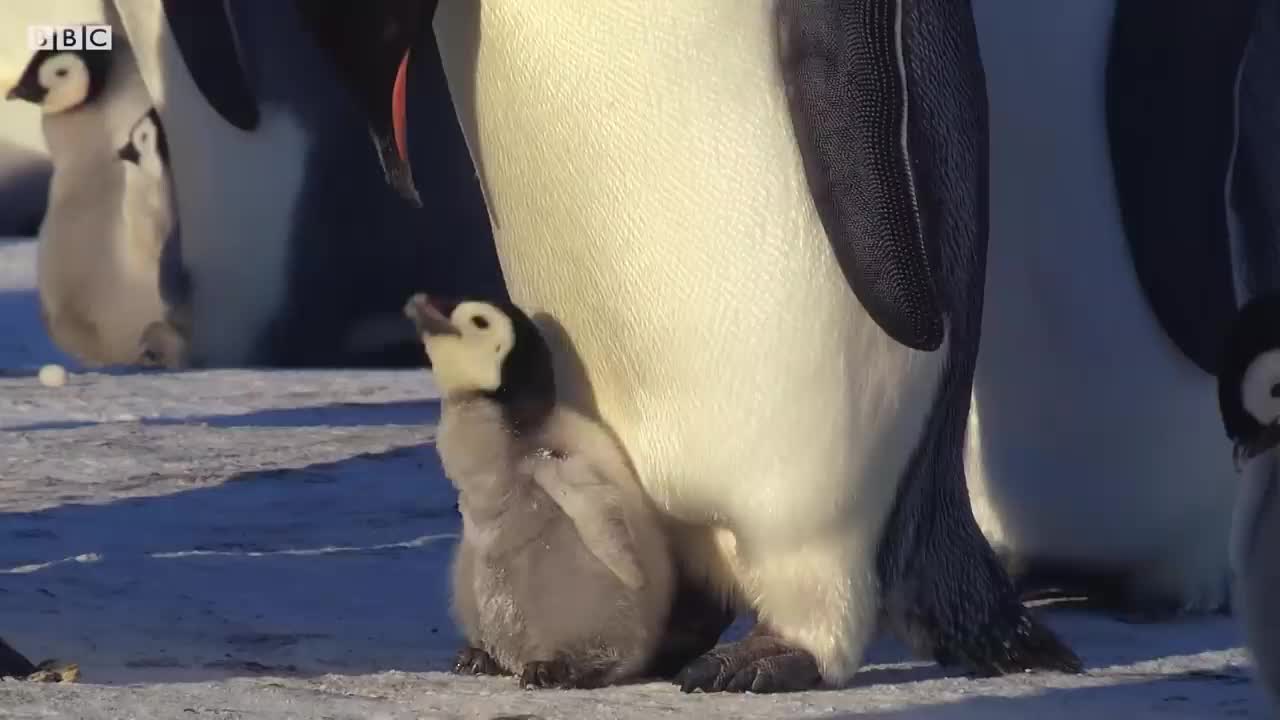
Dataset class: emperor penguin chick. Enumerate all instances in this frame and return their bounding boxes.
[7,42,171,367]
[1218,292,1280,712]
[405,293,675,690]
[118,107,192,369]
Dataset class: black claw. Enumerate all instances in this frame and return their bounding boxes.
[520,659,572,689]
[675,651,734,693]
[453,646,505,676]
[725,665,758,693]
[675,636,822,694]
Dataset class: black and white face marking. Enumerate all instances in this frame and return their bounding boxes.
[6,48,111,114]
[404,293,555,426]
[1219,294,1280,469]
[118,108,170,177]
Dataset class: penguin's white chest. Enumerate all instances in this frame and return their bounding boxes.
[433,0,944,539]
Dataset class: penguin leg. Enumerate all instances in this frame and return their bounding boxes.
[675,622,820,693]
[646,570,737,679]
[138,320,191,370]
[452,646,507,676]
[0,636,36,678]
[1117,548,1233,620]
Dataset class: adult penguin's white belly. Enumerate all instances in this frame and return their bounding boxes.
[433,1,945,679]
[966,0,1239,614]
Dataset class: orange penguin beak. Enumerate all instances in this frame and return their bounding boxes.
[294,0,433,206]
[392,50,411,170]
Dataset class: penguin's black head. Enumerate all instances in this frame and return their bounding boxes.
[1219,293,1280,470]
[293,0,431,207]
[404,293,556,431]
[118,108,169,168]
[6,46,111,114]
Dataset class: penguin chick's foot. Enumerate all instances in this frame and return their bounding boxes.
[518,658,608,690]
[0,636,37,678]
[675,624,820,693]
[453,646,506,676]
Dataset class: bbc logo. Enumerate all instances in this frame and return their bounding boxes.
[27,25,113,52]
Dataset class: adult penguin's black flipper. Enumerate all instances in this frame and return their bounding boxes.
[160,0,259,131]
[778,0,951,352]
[1106,0,1259,376]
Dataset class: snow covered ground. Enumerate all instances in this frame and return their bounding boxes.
[0,238,1270,718]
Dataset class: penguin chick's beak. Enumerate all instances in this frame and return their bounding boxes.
[118,142,139,164]
[5,76,44,104]
[404,293,460,337]
[292,0,430,207]
[1234,421,1280,471]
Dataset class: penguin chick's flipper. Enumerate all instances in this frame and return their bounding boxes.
[778,0,968,352]
[529,454,646,591]
[675,623,820,694]
[1105,0,1257,375]
[453,646,507,676]
[158,0,259,131]
[0,636,36,678]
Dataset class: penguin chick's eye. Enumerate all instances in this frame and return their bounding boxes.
[55,68,68,78]
[472,315,490,330]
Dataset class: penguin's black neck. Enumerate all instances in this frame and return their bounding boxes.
[485,377,555,438]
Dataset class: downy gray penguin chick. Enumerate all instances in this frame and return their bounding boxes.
[1218,292,1280,712]
[404,293,675,689]
[118,107,192,369]
[7,40,173,367]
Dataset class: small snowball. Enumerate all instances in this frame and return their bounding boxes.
[37,364,67,388]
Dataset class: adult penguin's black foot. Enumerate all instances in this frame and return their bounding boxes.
[0,636,37,678]
[675,624,821,694]
[646,572,737,680]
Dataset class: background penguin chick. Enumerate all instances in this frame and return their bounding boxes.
[120,107,191,369]
[405,293,675,689]
[8,41,176,368]
[7,48,111,115]
[1217,292,1280,712]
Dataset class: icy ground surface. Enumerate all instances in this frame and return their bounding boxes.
[0,239,1270,718]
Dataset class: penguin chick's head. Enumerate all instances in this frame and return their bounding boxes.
[6,47,110,114]
[118,108,169,173]
[1220,293,1280,470]
[404,293,556,425]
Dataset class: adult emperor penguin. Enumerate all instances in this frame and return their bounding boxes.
[1217,293,1280,711]
[7,39,175,367]
[108,0,505,368]
[963,0,1259,616]
[294,0,1081,692]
